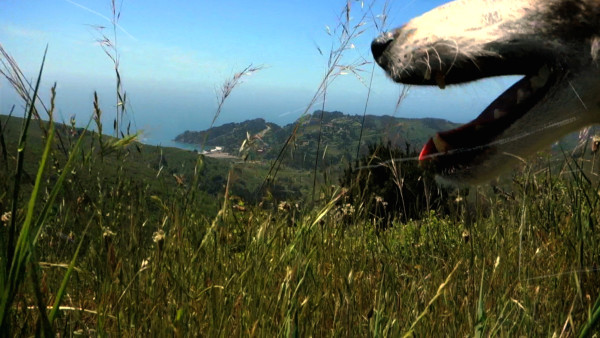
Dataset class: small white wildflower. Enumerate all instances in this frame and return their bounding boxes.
[278,201,291,211]
[343,204,355,215]
[103,229,116,239]
[140,258,150,270]
[1,211,11,224]
[462,229,470,243]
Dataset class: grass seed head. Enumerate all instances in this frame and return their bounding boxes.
[153,229,165,252]
[103,228,116,242]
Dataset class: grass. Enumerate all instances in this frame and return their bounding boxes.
[2,93,599,337]
[9,150,600,336]
[1,1,600,336]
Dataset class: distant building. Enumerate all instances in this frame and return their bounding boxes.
[207,146,224,153]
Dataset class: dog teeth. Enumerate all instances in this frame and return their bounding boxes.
[530,64,550,90]
[516,88,530,104]
[435,72,446,89]
[494,109,508,119]
[432,133,450,153]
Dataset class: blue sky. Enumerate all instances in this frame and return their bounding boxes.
[0,0,518,145]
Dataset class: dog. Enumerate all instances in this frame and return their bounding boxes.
[372,0,600,184]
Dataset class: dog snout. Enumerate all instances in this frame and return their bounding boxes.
[371,33,394,60]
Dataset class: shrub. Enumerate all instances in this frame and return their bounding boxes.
[340,141,450,228]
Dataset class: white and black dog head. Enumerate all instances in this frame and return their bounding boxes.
[373,0,600,184]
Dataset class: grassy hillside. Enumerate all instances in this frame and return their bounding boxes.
[174,110,460,170]
[2,107,600,336]
[1,2,599,335]
[1,112,311,200]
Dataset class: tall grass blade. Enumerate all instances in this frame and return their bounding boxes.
[33,120,90,244]
[24,112,56,335]
[0,46,47,332]
[474,268,487,338]
[0,106,14,170]
[49,217,93,323]
[579,295,600,338]
[5,45,47,273]
[403,261,462,337]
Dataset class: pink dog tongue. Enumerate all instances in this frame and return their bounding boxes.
[418,65,553,165]
[418,101,513,161]
[419,137,439,161]
[418,121,489,161]
[418,72,545,162]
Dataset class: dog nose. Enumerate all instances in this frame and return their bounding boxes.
[371,33,394,59]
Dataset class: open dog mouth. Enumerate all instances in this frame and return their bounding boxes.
[371,33,563,179]
[417,64,559,177]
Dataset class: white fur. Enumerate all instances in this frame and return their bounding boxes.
[374,0,600,183]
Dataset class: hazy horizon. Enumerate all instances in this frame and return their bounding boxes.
[0,0,521,147]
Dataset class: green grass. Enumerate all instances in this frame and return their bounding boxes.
[2,112,600,335]
[1,1,599,335]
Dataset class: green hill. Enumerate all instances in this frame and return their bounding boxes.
[174,110,460,169]
[0,114,312,207]
[3,112,600,336]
